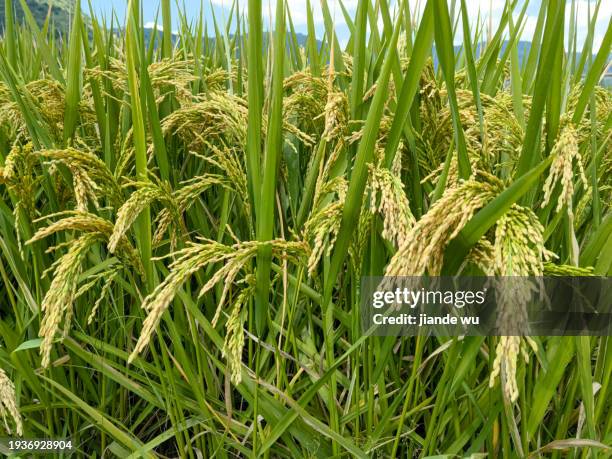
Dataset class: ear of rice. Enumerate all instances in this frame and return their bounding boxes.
[541,122,589,219]
[368,161,415,248]
[1,143,38,254]
[386,172,501,276]
[488,204,551,403]
[36,148,123,207]
[38,233,99,368]
[0,369,22,436]
[28,212,143,275]
[222,275,255,385]
[128,239,306,363]
[109,180,176,254]
[303,177,347,277]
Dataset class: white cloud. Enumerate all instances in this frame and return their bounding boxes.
[519,15,538,42]
[143,21,161,30]
[143,21,179,35]
[571,0,612,30]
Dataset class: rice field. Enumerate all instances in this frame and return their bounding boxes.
[0,0,611,457]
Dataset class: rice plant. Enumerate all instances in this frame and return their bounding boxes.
[0,0,611,457]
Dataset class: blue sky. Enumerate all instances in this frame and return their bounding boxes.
[84,0,610,51]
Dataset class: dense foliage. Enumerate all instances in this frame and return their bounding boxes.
[0,0,611,457]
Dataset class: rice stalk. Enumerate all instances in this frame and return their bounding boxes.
[161,92,249,150]
[319,89,349,142]
[86,58,200,106]
[0,79,96,143]
[0,0,610,455]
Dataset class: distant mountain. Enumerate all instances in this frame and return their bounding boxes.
[0,0,74,33]
[3,6,608,87]
[142,26,313,50]
[447,41,538,66]
[434,41,605,80]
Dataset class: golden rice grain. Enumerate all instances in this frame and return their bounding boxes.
[128,239,307,363]
[541,122,589,219]
[368,162,415,248]
[0,369,22,436]
[386,172,501,276]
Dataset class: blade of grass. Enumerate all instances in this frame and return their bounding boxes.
[17,0,64,83]
[63,0,82,145]
[320,0,344,72]
[460,0,487,147]
[326,0,405,300]
[545,1,564,151]
[41,377,151,456]
[573,0,602,85]
[246,0,263,220]
[255,0,285,333]
[161,0,172,58]
[382,0,434,161]
[526,337,575,442]
[522,0,547,92]
[125,0,153,290]
[515,0,564,180]
[571,16,612,125]
[4,0,16,69]
[350,0,368,120]
[575,336,596,439]
[305,0,320,76]
[433,0,471,179]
